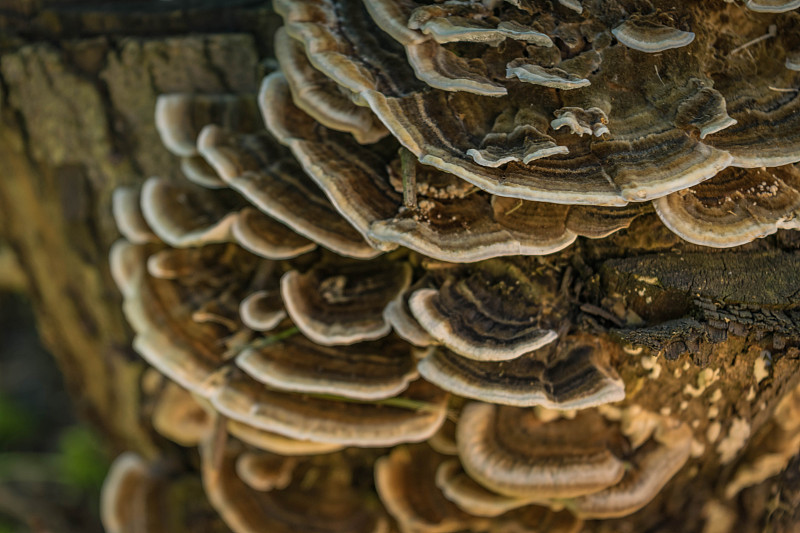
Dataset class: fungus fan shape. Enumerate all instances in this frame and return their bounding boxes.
[105,1,800,532]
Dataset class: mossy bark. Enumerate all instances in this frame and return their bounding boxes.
[0,2,798,532]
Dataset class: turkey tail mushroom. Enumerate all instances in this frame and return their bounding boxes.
[418,335,625,409]
[104,1,800,530]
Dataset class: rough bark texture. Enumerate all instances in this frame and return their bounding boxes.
[1,1,799,532]
[0,0,279,457]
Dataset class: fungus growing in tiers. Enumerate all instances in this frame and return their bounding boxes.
[200,424,391,533]
[418,334,625,409]
[280,260,412,345]
[236,334,419,400]
[104,0,800,531]
[375,445,484,533]
[210,373,448,447]
[407,259,564,360]
[456,403,692,518]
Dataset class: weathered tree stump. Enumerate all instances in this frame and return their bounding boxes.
[1,2,799,532]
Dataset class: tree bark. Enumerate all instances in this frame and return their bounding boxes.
[0,0,279,457]
[1,2,799,532]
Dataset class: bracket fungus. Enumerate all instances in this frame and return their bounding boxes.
[434,458,547,518]
[505,61,591,90]
[200,426,391,533]
[210,372,449,447]
[261,70,643,261]
[418,334,625,409]
[112,187,159,244]
[375,444,585,533]
[274,0,800,208]
[280,260,412,345]
[111,241,256,396]
[745,0,800,12]
[456,403,628,499]
[226,419,345,457]
[102,453,152,533]
[455,403,692,518]
[384,282,439,348]
[238,290,287,332]
[406,259,565,360]
[155,93,260,159]
[653,164,800,247]
[236,334,419,400]
[274,27,389,145]
[610,19,696,53]
[139,176,241,248]
[102,452,224,533]
[106,0,800,531]
[375,445,485,533]
[150,380,214,447]
[195,124,382,259]
[234,451,297,492]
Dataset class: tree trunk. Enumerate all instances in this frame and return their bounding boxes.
[0,0,279,456]
[1,2,798,532]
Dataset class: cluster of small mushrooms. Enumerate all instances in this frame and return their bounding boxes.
[104,0,800,531]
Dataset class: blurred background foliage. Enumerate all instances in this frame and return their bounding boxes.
[0,246,109,532]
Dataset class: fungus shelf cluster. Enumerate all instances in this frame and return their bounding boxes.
[105,1,800,532]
